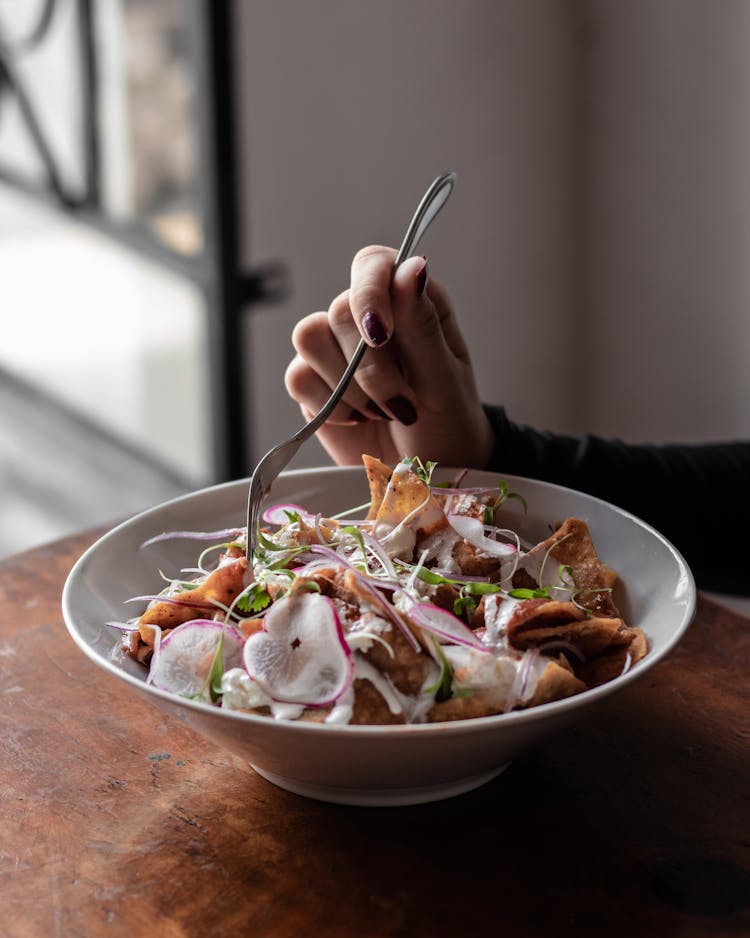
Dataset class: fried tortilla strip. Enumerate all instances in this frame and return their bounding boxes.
[336,569,430,694]
[428,692,508,722]
[526,659,586,707]
[362,454,392,520]
[576,627,648,687]
[295,680,407,725]
[518,517,620,617]
[428,657,586,721]
[139,557,248,642]
[507,598,627,658]
[374,460,447,540]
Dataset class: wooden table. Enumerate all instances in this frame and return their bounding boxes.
[2,529,749,938]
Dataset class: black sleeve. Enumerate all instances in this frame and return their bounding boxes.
[483,404,750,595]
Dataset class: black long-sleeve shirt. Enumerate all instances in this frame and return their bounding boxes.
[483,404,750,595]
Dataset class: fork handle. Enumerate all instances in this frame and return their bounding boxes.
[294,171,457,439]
[290,337,368,442]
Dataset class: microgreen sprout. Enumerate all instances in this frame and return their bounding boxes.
[330,500,372,521]
[425,640,455,702]
[207,630,225,703]
[483,480,528,525]
[196,541,234,573]
[156,569,200,591]
[186,628,227,703]
[454,580,504,619]
[338,525,368,571]
[507,586,552,600]
[401,456,438,485]
[295,581,322,594]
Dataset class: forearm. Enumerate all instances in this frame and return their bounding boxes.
[483,404,750,595]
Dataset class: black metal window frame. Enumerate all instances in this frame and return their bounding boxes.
[0,0,285,482]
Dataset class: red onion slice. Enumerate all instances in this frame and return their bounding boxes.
[307,544,419,650]
[447,514,517,557]
[148,620,245,698]
[431,485,498,497]
[243,592,353,707]
[105,620,141,632]
[538,639,586,662]
[141,528,242,548]
[262,503,317,525]
[402,600,490,653]
[125,594,217,612]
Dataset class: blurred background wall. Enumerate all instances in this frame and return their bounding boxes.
[1,0,749,568]
[236,0,750,464]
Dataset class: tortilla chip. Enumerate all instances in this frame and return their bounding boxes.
[526,659,586,707]
[428,692,508,722]
[576,627,648,687]
[507,598,627,658]
[362,454,392,520]
[518,517,620,618]
[374,461,446,537]
[139,557,248,640]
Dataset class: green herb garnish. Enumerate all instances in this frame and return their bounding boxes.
[235,583,272,614]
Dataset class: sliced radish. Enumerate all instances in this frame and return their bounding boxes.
[148,619,244,699]
[243,591,353,706]
[447,514,517,557]
[307,544,419,650]
[401,599,490,653]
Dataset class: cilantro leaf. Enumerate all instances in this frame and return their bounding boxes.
[236,583,272,614]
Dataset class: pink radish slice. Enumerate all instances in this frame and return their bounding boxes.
[447,514,517,557]
[243,592,353,706]
[149,619,245,698]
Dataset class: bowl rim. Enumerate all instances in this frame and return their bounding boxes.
[62,465,697,738]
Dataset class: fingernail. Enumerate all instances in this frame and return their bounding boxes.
[386,395,418,426]
[362,310,388,347]
[349,409,368,423]
[416,257,428,298]
[366,400,392,420]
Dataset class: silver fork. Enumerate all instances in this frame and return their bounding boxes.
[245,171,457,561]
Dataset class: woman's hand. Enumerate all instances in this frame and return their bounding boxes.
[285,245,494,468]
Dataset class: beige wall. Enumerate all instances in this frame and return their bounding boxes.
[233,0,750,468]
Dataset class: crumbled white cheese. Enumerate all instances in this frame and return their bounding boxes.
[220,667,271,710]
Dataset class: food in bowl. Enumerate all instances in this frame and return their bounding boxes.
[113,455,647,725]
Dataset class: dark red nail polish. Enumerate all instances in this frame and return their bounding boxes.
[386,395,418,426]
[349,409,368,423]
[416,257,428,298]
[366,400,392,420]
[362,310,388,347]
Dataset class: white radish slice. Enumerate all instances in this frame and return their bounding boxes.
[402,600,491,653]
[447,514,517,557]
[149,619,244,699]
[243,592,353,706]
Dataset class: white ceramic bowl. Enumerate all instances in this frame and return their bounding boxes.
[62,466,695,806]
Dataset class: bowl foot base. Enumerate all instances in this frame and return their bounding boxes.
[250,763,511,807]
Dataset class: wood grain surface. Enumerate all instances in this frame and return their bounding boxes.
[1,530,749,938]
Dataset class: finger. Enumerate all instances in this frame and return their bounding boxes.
[291,313,392,421]
[348,245,398,348]
[388,257,474,397]
[325,293,413,422]
[284,354,368,426]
